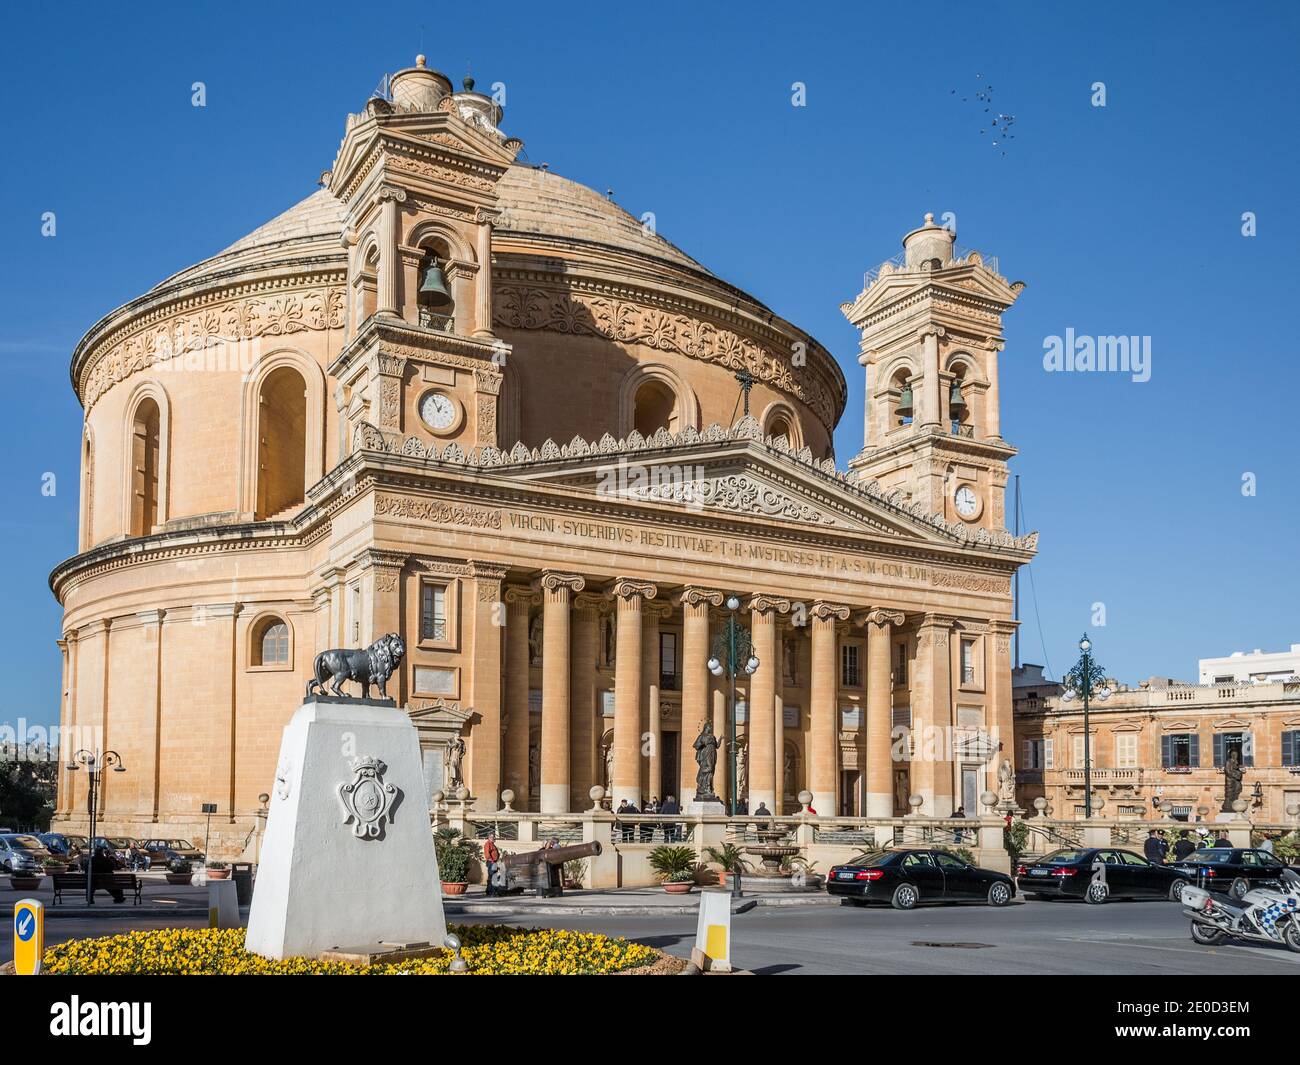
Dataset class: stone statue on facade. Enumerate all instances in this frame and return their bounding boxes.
[1222,747,1244,813]
[693,720,720,800]
[528,615,542,665]
[997,757,1016,806]
[528,744,540,792]
[736,740,749,800]
[445,736,465,791]
[305,633,405,700]
[602,737,615,793]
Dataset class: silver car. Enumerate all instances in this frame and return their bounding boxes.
[0,833,52,875]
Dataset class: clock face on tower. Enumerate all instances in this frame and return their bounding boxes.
[954,484,980,520]
[419,390,459,434]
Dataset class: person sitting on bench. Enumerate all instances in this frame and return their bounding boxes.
[91,844,127,903]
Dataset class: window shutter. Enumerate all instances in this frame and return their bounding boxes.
[1161,734,1172,768]
[1213,733,1225,768]
[1243,731,1254,767]
[1022,740,1031,768]
[1283,731,1297,767]
[1044,738,1053,769]
[1189,733,1201,767]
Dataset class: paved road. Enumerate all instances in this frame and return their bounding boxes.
[5,893,1300,973]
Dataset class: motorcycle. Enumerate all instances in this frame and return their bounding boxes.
[1182,867,1300,953]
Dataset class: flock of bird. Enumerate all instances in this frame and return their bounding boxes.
[952,73,1016,156]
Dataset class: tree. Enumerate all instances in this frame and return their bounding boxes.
[0,749,58,831]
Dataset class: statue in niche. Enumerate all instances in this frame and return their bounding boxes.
[528,614,542,666]
[692,720,720,800]
[528,744,540,793]
[444,736,465,791]
[783,638,797,684]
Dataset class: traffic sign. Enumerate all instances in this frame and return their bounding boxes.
[13,899,44,976]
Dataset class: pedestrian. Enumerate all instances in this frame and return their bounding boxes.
[659,794,680,842]
[1172,829,1196,861]
[951,805,966,842]
[1143,828,1165,865]
[735,798,748,815]
[753,802,772,818]
[93,844,126,904]
[1260,834,1275,855]
[640,796,657,842]
[616,799,633,843]
[1212,834,1231,848]
[482,831,500,896]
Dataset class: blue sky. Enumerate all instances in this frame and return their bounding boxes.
[1,1,1296,730]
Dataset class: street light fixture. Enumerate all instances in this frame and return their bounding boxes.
[1060,633,1110,818]
[709,596,759,815]
[65,749,126,905]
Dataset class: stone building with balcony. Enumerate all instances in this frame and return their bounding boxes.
[49,54,1035,850]
[1014,668,1300,822]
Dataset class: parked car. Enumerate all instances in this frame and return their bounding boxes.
[0,833,55,875]
[36,833,80,870]
[107,837,152,871]
[827,848,1017,909]
[1018,847,1190,903]
[1169,847,1298,900]
[141,839,205,867]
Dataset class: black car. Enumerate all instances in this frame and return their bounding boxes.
[1169,847,1298,900]
[1018,847,1190,903]
[827,848,1017,909]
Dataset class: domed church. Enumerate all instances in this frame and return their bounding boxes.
[51,55,1036,848]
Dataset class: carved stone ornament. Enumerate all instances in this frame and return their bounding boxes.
[275,757,294,801]
[338,756,400,839]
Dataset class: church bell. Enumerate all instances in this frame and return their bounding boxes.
[896,383,914,419]
[948,379,966,415]
[418,258,454,310]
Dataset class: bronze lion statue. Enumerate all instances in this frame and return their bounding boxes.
[306,633,405,700]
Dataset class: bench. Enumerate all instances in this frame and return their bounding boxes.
[50,871,143,906]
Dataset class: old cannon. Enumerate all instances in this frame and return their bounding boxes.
[494,841,602,897]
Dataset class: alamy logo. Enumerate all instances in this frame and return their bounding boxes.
[1043,328,1151,382]
[49,998,152,1045]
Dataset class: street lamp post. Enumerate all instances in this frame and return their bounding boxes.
[1060,634,1111,819]
[65,749,126,905]
[707,595,759,816]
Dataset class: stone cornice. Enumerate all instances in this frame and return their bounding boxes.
[329,314,506,382]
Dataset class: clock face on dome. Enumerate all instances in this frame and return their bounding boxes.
[419,390,457,432]
[954,484,980,519]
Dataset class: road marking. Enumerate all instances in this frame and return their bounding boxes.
[1057,935,1300,965]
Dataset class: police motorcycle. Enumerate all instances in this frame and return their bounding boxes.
[1182,866,1300,952]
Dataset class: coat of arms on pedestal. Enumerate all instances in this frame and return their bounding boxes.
[338,757,400,839]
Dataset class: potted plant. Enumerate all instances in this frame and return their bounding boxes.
[9,868,43,891]
[435,827,474,895]
[648,845,698,894]
[205,860,231,880]
[703,843,750,886]
[562,857,588,890]
[165,858,194,886]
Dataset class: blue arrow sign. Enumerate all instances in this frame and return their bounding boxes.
[15,909,34,941]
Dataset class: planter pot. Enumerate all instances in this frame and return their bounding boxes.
[206,868,231,880]
[663,881,694,894]
[9,876,43,891]
[165,873,193,886]
[441,882,469,896]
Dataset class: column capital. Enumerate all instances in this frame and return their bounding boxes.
[919,324,946,340]
[504,585,540,608]
[748,594,792,616]
[378,184,408,203]
[533,571,585,598]
[860,608,906,629]
[810,601,851,622]
[644,601,672,624]
[468,559,510,582]
[677,586,724,609]
[573,591,605,617]
[917,611,958,630]
[611,578,657,602]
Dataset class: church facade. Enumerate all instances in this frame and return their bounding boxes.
[51,56,1035,848]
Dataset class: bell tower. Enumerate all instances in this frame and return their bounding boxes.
[327,55,524,453]
[840,214,1026,531]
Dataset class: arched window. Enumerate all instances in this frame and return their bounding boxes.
[130,398,160,537]
[256,366,307,520]
[949,368,971,437]
[80,432,94,550]
[416,246,455,332]
[632,379,678,437]
[252,616,290,666]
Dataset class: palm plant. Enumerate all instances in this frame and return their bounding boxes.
[703,842,750,876]
[648,845,698,883]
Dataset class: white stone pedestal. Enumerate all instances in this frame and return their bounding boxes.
[245,697,446,960]
[686,798,727,816]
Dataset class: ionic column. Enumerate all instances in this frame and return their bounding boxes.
[865,609,905,816]
[747,595,790,812]
[535,571,585,813]
[569,593,602,811]
[59,630,79,815]
[473,208,497,338]
[678,587,723,803]
[985,343,1003,440]
[989,619,1017,785]
[377,186,406,317]
[642,603,670,803]
[503,587,537,810]
[920,325,944,427]
[810,603,850,814]
[611,579,656,807]
[468,561,508,810]
[858,351,875,447]
[912,613,955,816]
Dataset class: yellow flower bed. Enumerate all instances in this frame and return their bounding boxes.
[43,924,657,976]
